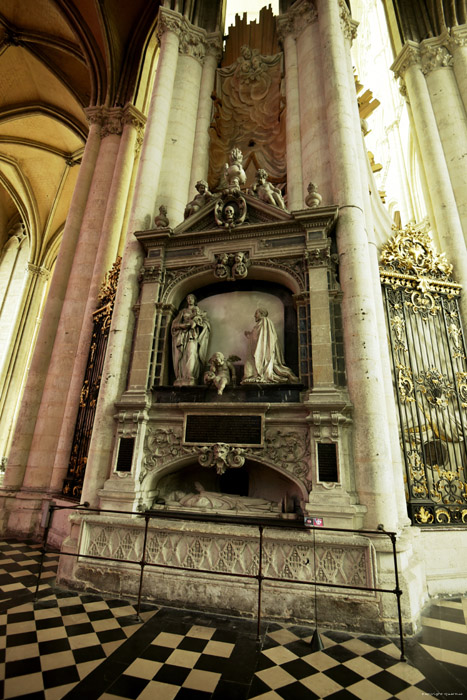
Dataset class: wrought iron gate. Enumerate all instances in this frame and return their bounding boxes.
[62,258,121,499]
[381,226,467,526]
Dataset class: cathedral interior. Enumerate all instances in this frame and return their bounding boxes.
[0,0,467,697]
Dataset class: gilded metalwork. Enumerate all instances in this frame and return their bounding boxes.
[381,226,467,527]
[62,258,121,499]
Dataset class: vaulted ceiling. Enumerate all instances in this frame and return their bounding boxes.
[0,0,162,266]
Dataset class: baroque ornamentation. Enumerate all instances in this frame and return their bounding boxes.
[96,256,121,310]
[250,428,311,490]
[197,443,246,475]
[416,368,454,408]
[213,252,250,280]
[142,427,195,483]
[380,225,453,281]
[305,182,322,208]
[306,247,332,268]
[214,195,247,229]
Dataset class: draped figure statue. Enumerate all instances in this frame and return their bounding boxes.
[171,294,210,386]
[242,307,299,384]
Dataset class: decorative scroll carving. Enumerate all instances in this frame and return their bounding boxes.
[249,428,311,490]
[213,252,250,280]
[197,443,246,475]
[142,427,195,484]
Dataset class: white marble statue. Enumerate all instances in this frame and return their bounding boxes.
[242,308,299,384]
[250,168,287,210]
[171,294,210,386]
[203,352,239,395]
[184,180,213,219]
[167,482,280,512]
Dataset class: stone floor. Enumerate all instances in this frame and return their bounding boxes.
[0,539,466,699]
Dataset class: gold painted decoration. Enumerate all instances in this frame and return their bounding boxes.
[380,225,453,281]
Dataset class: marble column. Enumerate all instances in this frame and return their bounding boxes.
[80,9,183,507]
[277,14,304,211]
[421,38,467,240]
[2,118,101,497]
[319,0,398,531]
[16,110,121,505]
[392,43,467,325]
[188,34,222,193]
[49,106,145,495]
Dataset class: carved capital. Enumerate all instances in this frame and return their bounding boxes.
[306,246,332,268]
[139,265,162,284]
[156,8,184,43]
[421,44,453,75]
[205,33,223,62]
[100,107,124,138]
[449,25,467,51]
[27,262,49,279]
[85,106,105,126]
[339,0,358,43]
[122,104,146,132]
[179,26,206,63]
[391,42,421,79]
[277,0,317,42]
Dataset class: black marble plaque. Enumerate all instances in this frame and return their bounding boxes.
[184,414,262,445]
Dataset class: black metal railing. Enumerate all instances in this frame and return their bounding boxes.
[35,504,406,660]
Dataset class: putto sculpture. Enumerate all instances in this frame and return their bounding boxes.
[224,147,247,191]
[242,308,299,384]
[203,352,239,395]
[171,294,210,386]
[250,168,287,210]
[184,180,213,219]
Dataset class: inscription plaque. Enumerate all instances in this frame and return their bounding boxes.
[184,414,262,446]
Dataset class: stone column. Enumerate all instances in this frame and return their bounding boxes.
[319,0,398,531]
[421,38,467,240]
[277,14,303,211]
[450,25,467,116]
[392,43,467,325]
[80,9,183,507]
[157,24,206,225]
[49,107,145,495]
[1,119,101,496]
[188,34,222,193]
[17,110,121,504]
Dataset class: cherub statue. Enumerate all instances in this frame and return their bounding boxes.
[154,205,169,228]
[184,180,213,219]
[250,169,287,210]
[224,148,247,190]
[204,351,240,395]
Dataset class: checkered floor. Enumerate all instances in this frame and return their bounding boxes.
[0,540,466,699]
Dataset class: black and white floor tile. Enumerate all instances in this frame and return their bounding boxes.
[0,539,465,699]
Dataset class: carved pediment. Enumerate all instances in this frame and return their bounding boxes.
[174,192,294,236]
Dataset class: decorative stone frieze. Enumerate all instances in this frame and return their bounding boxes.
[197,443,246,475]
[276,0,317,42]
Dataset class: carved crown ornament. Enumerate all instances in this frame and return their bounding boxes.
[379,225,460,297]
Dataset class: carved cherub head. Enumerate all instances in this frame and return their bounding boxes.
[196,180,208,194]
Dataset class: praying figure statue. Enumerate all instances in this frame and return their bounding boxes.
[242,308,299,384]
[250,169,287,210]
[184,180,213,219]
[171,294,211,386]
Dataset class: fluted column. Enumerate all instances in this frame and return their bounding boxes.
[188,34,222,193]
[319,0,398,530]
[392,43,467,325]
[80,9,183,506]
[50,106,145,495]
[2,119,101,495]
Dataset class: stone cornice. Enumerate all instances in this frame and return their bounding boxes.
[276,0,317,42]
